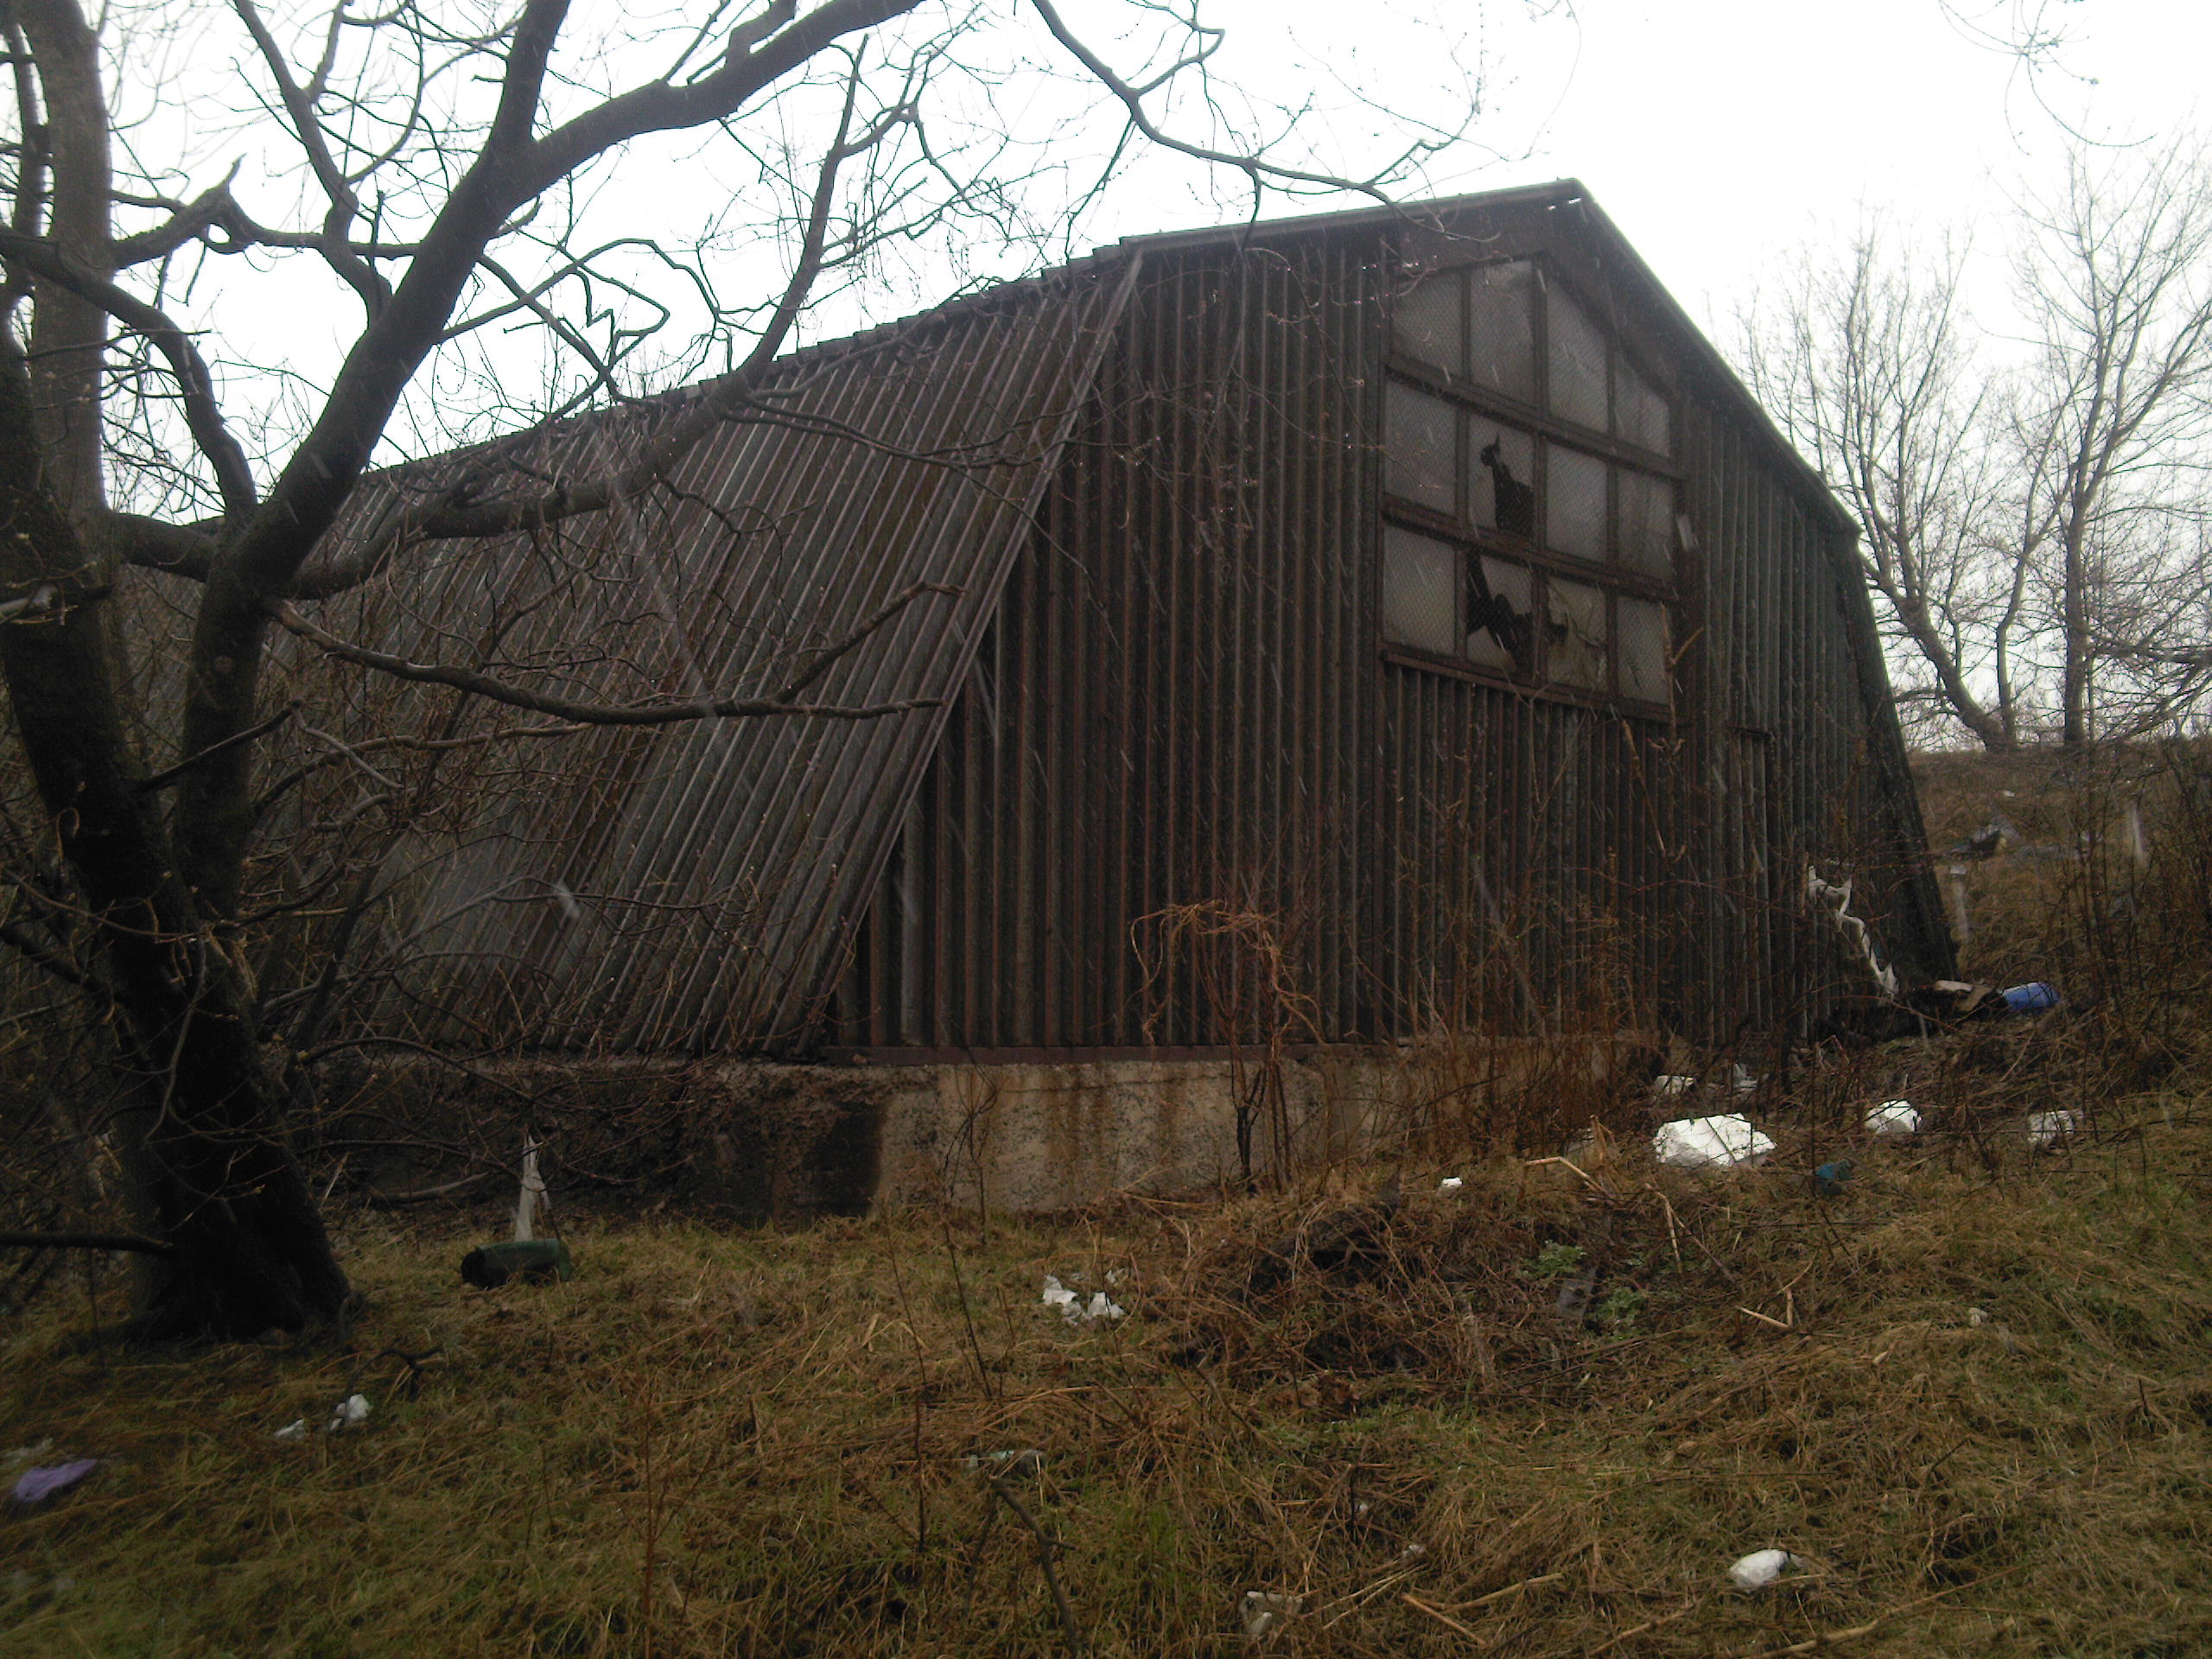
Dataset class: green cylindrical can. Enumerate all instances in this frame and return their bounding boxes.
[461,1239,574,1287]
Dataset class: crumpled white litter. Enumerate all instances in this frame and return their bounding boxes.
[1653,1115,1774,1171]
[1806,866,1900,997]
[1865,1099,1922,1136]
[1242,1590,1301,1639]
[2025,1109,2079,1148]
[275,1394,372,1440]
[1438,1175,1465,1192]
[1041,1274,1125,1324]
[1727,1548,1802,1591]
[963,1447,1045,1475]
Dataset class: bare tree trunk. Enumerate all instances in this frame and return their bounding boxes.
[14,0,107,516]
[0,348,347,1335]
[2062,519,2091,747]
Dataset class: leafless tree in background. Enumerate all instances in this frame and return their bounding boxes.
[1740,227,2026,750]
[1740,138,2212,752]
[0,0,1480,1337]
[2012,143,2212,744]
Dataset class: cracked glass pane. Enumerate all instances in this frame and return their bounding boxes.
[1617,354,1671,454]
[1383,525,1459,656]
[1618,595,1672,705]
[1546,577,1608,690]
[1469,556,1533,673]
[1467,260,1538,403]
[1394,272,1463,374]
[1618,468,1675,578]
[1385,381,1457,512]
[1547,284,1609,430]
[1546,444,1608,563]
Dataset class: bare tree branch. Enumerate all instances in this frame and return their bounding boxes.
[137,700,300,793]
[0,1230,179,1256]
[227,0,391,312]
[296,54,889,593]
[0,226,257,515]
[271,598,947,724]
[1030,0,1402,204]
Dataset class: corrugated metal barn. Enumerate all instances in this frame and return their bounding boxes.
[263,180,1952,1077]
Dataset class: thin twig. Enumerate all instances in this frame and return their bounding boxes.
[1732,1567,2021,1658]
[137,701,301,792]
[0,1230,177,1257]
[1427,1570,1567,1612]
[359,1172,497,1207]
[1402,1593,1490,1644]
[1587,1599,1697,1655]
[984,1472,1084,1654]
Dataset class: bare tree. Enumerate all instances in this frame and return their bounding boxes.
[1741,138,2212,751]
[1739,226,2026,750]
[2011,140,2212,744]
[0,0,1477,1336]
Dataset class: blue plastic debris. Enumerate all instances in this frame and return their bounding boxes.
[1811,1160,1856,1198]
[2000,982,2059,1014]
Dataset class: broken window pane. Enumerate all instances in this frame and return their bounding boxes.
[1394,272,1463,374]
[1617,354,1672,454]
[1468,556,1533,673]
[1467,261,1538,403]
[1385,380,1457,513]
[1545,577,1609,690]
[1618,595,1672,705]
[1546,444,1608,562]
[1468,419,1537,539]
[1382,525,1459,656]
[1617,468,1675,578]
[1547,284,1609,431]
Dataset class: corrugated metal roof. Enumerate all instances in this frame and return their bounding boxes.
[277,257,1137,1052]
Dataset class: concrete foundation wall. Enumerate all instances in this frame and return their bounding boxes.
[344,1037,1647,1219]
[682,1035,1643,1214]
[870,1053,1409,1211]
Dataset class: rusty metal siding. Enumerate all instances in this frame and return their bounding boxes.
[841,242,1383,1047]
[262,265,1134,1052]
[207,182,1942,1060]
[842,206,1947,1053]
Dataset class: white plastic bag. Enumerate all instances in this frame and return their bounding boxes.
[1865,1100,1922,1136]
[1727,1548,1802,1591]
[1653,1115,1774,1171]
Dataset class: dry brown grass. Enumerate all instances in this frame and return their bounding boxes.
[7,1060,2212,1658]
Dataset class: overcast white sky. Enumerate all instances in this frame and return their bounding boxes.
[1104,0,2212,343]
[109,0,2212,466]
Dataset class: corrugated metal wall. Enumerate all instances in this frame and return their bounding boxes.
[835,207,1948,1053]
[839,241,1381,1047]
[175,187,1942,1060]
[248,267,1133,1052]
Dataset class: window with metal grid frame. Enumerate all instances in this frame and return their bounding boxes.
[1382,256,1678,710]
